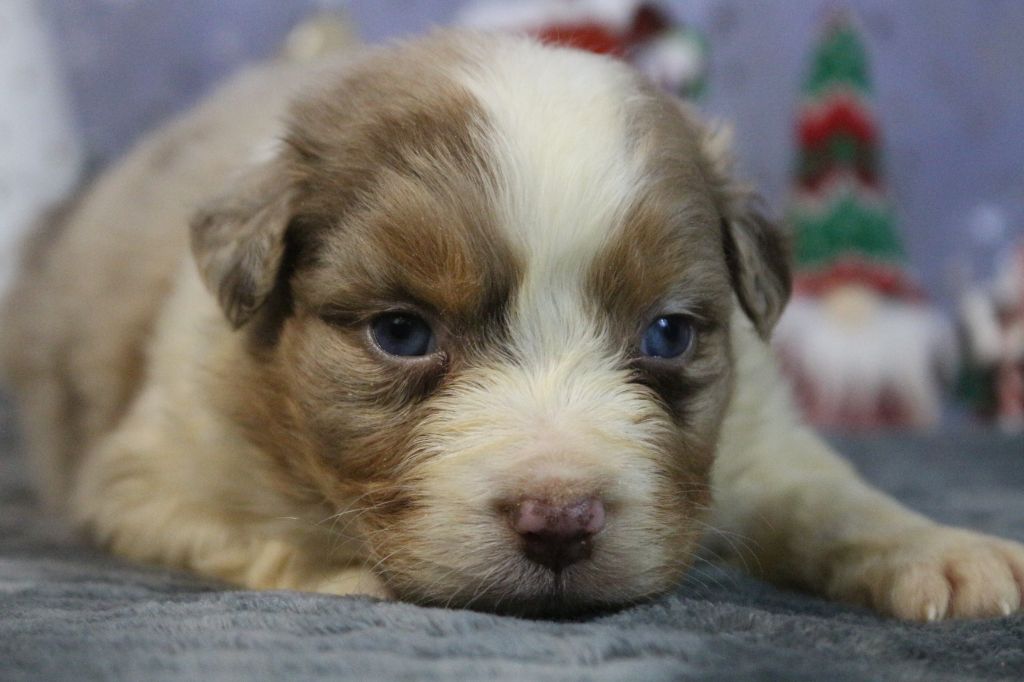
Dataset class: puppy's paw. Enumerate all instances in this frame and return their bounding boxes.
[314,566,394,600]
[828,527,1024,621]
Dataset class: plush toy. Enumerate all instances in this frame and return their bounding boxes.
[772,15,954,430]
[956,241,1024,432]
[458,0,708,100]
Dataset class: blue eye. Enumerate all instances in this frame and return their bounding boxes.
[371,313,435,357]
[640,315,694,359]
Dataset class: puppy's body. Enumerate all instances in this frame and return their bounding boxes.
[3,33,1022,619]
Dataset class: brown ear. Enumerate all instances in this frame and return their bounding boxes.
[190,160,294,328]
[697,123,791,338]
[720,199,791,337]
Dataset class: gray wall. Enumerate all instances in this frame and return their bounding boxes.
[40,0,1024,306]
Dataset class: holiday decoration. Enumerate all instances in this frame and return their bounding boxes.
[773,15,953,430]
[956,240,1024,432]
[458,0,708,100]
[279,11,359,63]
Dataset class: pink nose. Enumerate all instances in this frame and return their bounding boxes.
[510,497,606,571]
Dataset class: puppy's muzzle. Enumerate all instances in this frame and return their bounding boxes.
[509,497,606,572]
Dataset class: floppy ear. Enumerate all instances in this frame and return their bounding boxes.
[719,196,791,338]
[190,160,294,328]
[700,125,792,338]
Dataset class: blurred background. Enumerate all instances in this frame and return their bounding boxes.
[1,0,1022,432]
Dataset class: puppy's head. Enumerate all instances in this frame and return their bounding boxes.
[191,32,789,614]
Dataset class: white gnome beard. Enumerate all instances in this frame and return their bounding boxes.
[774,287,956,429]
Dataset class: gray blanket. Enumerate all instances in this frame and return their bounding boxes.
[1,398,1022,681]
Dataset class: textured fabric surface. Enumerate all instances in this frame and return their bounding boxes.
[1,398,1022,681]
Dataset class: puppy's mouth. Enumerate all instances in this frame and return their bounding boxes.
[356,482,700,616]
[377,536,680,618]
[478,576,629,618]
[501,563,664,618]
[390,564,641,618]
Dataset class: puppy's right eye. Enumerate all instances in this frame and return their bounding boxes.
[370,313,435,357]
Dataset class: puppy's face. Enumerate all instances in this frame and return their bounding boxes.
[192,33,789,614]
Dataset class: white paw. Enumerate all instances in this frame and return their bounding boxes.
[828,527,1024,621]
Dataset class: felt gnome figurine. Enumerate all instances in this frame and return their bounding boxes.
[457,0,708,100]
[773,15,953,430]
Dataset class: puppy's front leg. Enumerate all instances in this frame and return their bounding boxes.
[710,314,1024,620]
[236,540,390,598]
[70,388,390,600]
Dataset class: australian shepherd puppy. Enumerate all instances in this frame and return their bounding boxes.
[2,32,1021,620]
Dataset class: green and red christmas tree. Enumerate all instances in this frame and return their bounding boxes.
[774,15,953,429]
[789,18,917,299]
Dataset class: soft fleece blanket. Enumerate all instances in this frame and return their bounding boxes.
[1,398,1022,681]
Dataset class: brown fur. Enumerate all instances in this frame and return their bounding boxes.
[198,38,528,560]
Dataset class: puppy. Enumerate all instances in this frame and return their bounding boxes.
[2,32,1022,620]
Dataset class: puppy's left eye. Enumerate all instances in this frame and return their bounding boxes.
[371,313,435,357]
[640,315,695,359]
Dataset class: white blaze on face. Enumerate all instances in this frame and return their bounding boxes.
[425,36,670,528]
[453,37,646,361]
[434,37,668,475]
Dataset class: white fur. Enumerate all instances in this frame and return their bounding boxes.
[453,38,643,364]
